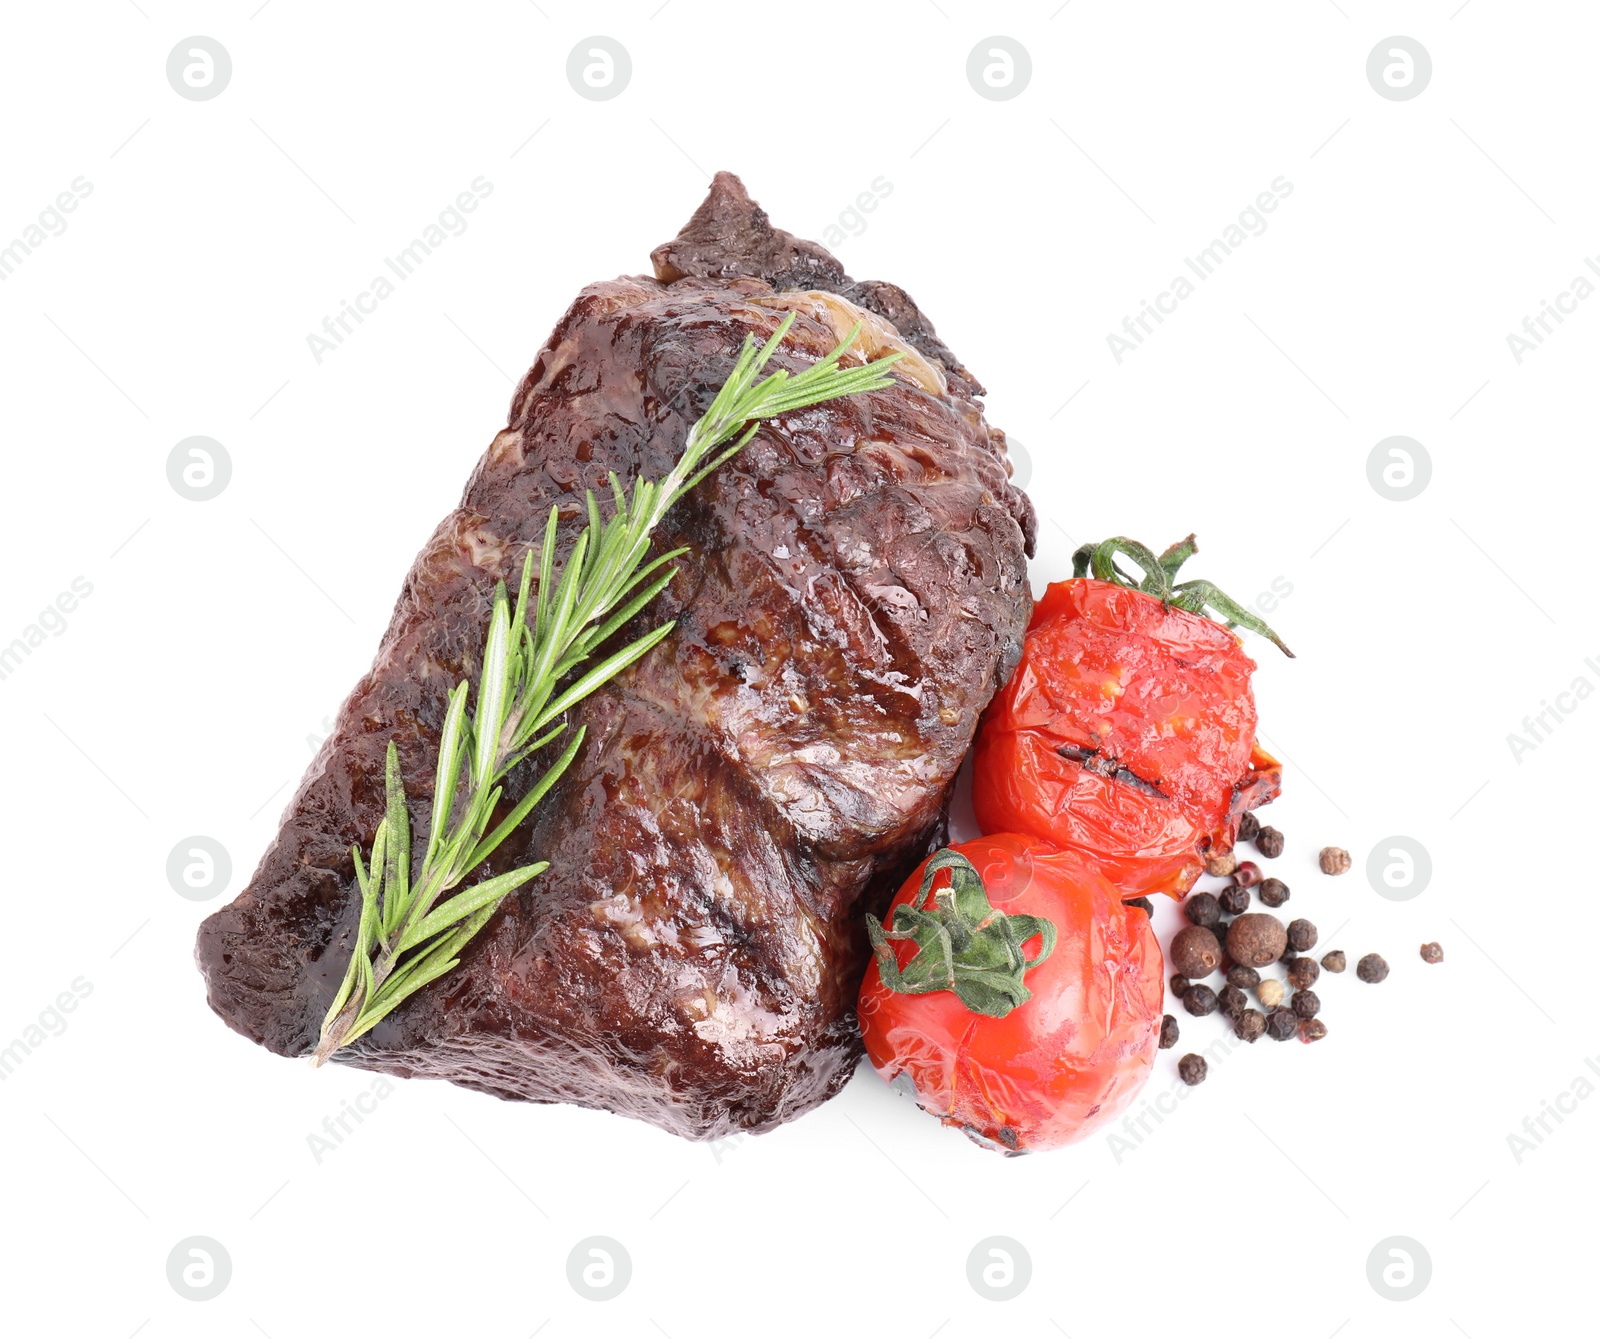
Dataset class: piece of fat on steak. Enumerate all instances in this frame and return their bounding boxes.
[196,172,1035,1140]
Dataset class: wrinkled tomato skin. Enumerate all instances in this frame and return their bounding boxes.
[858,834,1163,1152]
[972,579,1280,900]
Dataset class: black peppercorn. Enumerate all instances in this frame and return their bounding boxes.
[1255,826,1285,859]
[1182,984,1218,1017]
[1357,953,1389,983]
[1299,1019,1328,1043]
[1291,989,1320,1019]
[1185,892,1222,928]
[1287,919,1318,952]
[1266,1006,1298,1041]
[1320,950,1346,973]
[1219,883,1250,915]
[1170,974,1192,998]
[1171,925,1224,978]
[1227,965,1260,991]
[1286,956,1320,991]
[1126,896,1153,917]
[1160,1014,1180,1048]
[1178,1053,1208,1085]
[1238,812,1261,841]
[1258,877,1290,908]
[1234,1008,1267,1043]
[1217,984,1248,1020]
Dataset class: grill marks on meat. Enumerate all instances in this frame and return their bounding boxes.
[195,173,1033,1139]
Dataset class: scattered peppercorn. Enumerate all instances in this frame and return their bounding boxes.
[1234,1009,1267,1043]
[1266,1006,1298,1040]
[1420,942,1444,964]
[1185,892,1222,928]
[1183,984,1218,1017]
[1357,953,1390,983]
[1171,925,1224,978]
[1256,978,1285,1009]
[1287,918,1318,952]
[1299,1019,1328,1043]
[1160,1014,1180,1049]
[1178,1053,1208,1085]
[1226,913,1287,968]
[1171,974,1191,997]
[1258,877,1290,908]
[1238,812,1261,841]
[1318,846,1351,875]
[1255,826,1285,859]
[1219,884,1251,916]
[1204,851,1237,878]
[1320,950,1346,973]
[1227,965,1261,991]
[1292,989,1321,1020]
[1126,896,1153,917]
[1217,984,1248,1020]
[1234,861,1262,888]
[1286,956,1320,991]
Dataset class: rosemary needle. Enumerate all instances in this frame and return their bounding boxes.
[313,313,902,1064]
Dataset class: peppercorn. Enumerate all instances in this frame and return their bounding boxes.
[1185,892,1222,928]
[1234,1009,1266,1043]
[1258,877,1290,908]
[1178,1053,1208,1085]
[1126,896,1153,917]
[1219,884,1251,916]
[1286,956,1320,991]
[1234,861,1262,888]
[1255,826,1285,859]
[1226,913,1287,967]
[1291,989,1320,1020]
[1238,812,1261,841]
[1266,1006,1298,1041]
[1160,1014,1180,1049]
[1299,1019,1328,1043]
[1256,978,1285,1009]
[1287,918,1318,952]
[1170,974,1192,998]
[1357,953,1390,983]
[1182,984,1218,1017]
[1227,965,1260,991]
[1320,950,1346,974]
[1318,846,1351,875]
[1280,939,1297,964]
[1217,984,1248,1020]
[1420,942,1444,964]
[1204,851,1237,878]
[1171,925,1224,978]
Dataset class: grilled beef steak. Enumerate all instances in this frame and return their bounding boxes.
[196,173,1035,1139]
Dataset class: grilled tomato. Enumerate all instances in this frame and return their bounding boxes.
[857,833,1163,1152]
[972,536,1290,900]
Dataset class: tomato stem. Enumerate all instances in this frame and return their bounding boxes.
[1072,534,1294,658]
[865,849,1056,1019]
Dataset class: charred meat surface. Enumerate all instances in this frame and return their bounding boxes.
[195,172,1034,1139]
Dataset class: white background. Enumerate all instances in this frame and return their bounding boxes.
[0,3,1593,1336]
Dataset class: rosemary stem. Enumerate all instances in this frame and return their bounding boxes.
[312,312,903,1065]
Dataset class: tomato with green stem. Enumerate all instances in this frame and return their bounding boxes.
[972,535,1290,901]
[857,833,1163,1153]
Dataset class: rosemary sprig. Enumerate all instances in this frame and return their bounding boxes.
[313,312,902,1064]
